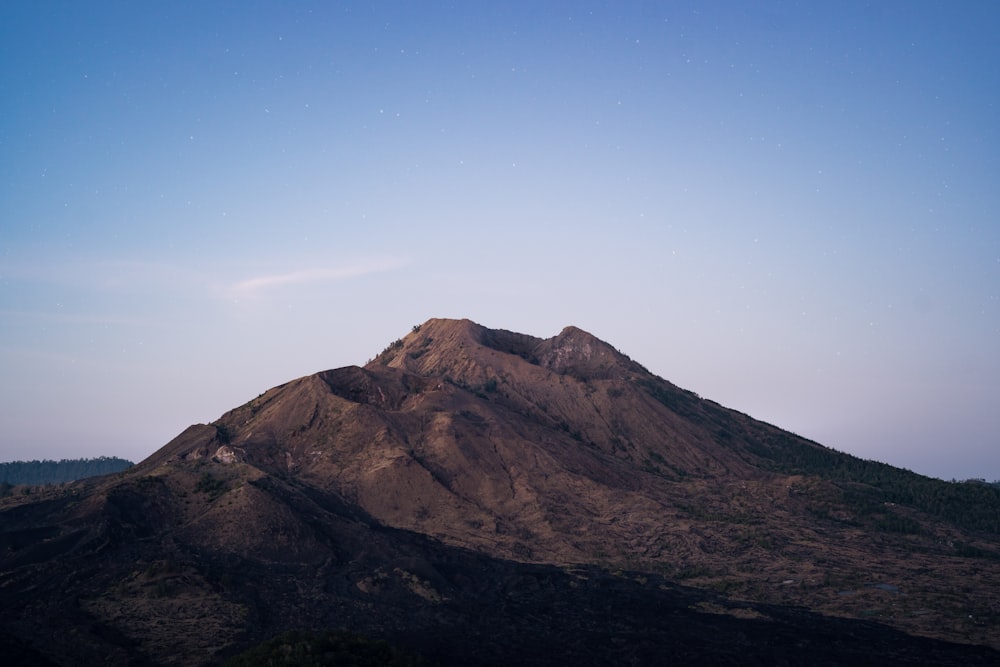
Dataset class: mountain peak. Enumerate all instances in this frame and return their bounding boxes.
[370,318,634,382]
[411,317,482,339]
[536,324,630,378]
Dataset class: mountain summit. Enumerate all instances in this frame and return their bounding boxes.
[3,318,1000,665]
[158,317,773,565]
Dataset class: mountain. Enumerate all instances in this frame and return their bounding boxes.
[2,317,999,666]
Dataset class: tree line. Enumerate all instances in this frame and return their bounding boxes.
[0,456,133,487]
[749,432,1000,534]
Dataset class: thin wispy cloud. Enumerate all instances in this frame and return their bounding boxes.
[227,258,408,298]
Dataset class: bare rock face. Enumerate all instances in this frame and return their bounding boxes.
[2,318,1000,666]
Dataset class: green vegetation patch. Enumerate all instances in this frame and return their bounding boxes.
[194,472,228,500]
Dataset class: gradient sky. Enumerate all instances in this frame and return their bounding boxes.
[2,2,998,481]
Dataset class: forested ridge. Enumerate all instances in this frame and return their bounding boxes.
[749,431,1000,535]
[638,376,1000,535]
[0,456,133,487]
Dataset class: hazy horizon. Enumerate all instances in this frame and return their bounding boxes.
[2,2,998,481]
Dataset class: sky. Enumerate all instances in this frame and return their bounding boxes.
[1,2,998,481]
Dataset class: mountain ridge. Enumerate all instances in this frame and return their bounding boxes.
[2,317,999,665]
[154,318,1000,638]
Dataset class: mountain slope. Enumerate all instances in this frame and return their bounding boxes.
[2,451,998,667]
[185,318,1000,642]
[2,317,999,665]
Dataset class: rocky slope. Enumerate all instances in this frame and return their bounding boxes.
[2,318,999,665]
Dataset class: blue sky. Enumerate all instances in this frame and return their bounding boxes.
[2,2,998,481]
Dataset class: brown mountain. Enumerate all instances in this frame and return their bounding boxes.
[2,317,999,666]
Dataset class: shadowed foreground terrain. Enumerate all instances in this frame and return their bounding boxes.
[2,318,999,665]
